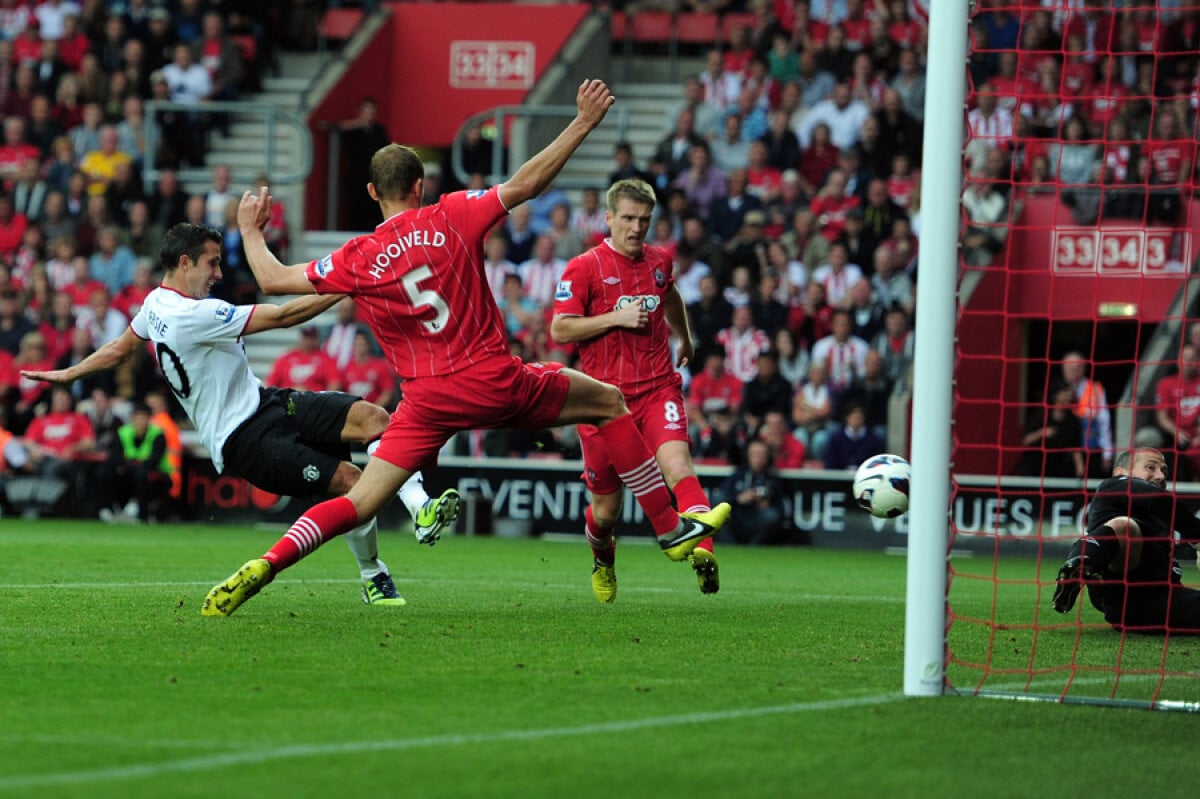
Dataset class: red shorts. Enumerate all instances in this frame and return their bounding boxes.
[578,381,691,495]
[372,355,570,471]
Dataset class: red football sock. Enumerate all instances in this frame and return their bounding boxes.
[672,475,710,515]
[672,474,714,552]
[263,496,360,572]
[585,505,615,565]
[596,413,679,536]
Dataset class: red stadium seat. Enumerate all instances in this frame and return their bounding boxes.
[629,10,673,44]
[610,10,629,42]
[676,12,719,47]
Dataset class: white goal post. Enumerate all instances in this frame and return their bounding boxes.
[903,0,968,698]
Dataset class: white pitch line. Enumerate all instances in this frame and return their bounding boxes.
[0,694,906,790]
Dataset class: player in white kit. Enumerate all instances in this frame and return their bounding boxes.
[22,223,460,606]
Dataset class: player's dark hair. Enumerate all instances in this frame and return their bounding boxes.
[369,143,423,203]
[606,179,656,213]
[161,223,222,273]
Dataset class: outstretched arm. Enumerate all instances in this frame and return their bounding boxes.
[21,327,141,384]
[243,294,347,335]
[238,188,318,296]
[498,80,614,210]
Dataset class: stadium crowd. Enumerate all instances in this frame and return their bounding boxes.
[2,0,1200,520]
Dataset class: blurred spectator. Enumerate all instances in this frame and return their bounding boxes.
[836,347,891,444]
[809,168,860,241]
[88,225,135,295]
[674,142,726,221]
[671,242,710,307]
[143,8,176,74]
[61,254,100,312]
[693,401,746,466]
[337,97,389,231]
[112,258,155,320]
[498,272,538,339]
[115,96,147,168]
[749,267,788,336]
[11,157,47,223]
[103,161,144,227]
[66,100,103,161]
[845,277,882,341]
[759,107,801,172]
[823,401,883,470]
[687,344,743,425]
[872,306,914,388]
[193,11,244,102]
[699,48,741,117]
[810,308,868,397]
[172,0,206,45]
[714,439,789,545]
[1048,116,1100,186]
[32,34,67,96]
[668,75,722,141]
[1152,345,1200,479]
[858,178,906,265]
[741,349,794,433]
[960,177,1010,267]
[98,401,171,523]
[143,390,182,501]
[716,304,771,383]
[607,141,650,188]
[320,297,359,371]
[870,245,914,316]
[545,202,584,261]
[0,0,31,42]
[793,47,835,112]
[1061,350,1112,477]
[214,197,256,305]
[745,140,782,204]
[779,208,830,273]
[711,113,751,174]
[502,203,535,265]
[0,404,30,513]
[77,286,126,347]
[203,164,235,228]
[773,326,809,389]
[34,0,81,42]
[570,187,608,248]
[798,81,869,151]
[811,241,863,308]
[266,326,341,393]
[0,193,28,261]
[342,331,397,410]
[723,264,754,308]
[651,107,704,183]
[148,169,189,232]
[159,43,211,165]
[483,230,517,307]
[0,289,35,355]
[1018,381,1085,479]
[0,117,38,189]
[518,235,566,308]
[686,273,733,355]
[20,383,93,515]
[78,124,131,198]
[757,409,806,469]
[26,94,63,163]
[708,168,759,244]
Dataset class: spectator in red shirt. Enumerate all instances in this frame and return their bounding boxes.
[342,331,397,410]
[796,122,840,198]
[0,117,40,189]
[266,325,342,393]
[0,193,27,260]
[757,408,806,469]
[809,168,861,241]
[21,383,95,515]
[1154,345,1200,479]
[687,349,745,430]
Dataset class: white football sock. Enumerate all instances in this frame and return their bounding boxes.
[343,517,387,579]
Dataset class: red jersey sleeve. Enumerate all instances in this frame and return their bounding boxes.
[552,255,591,318]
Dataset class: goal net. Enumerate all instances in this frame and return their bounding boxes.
[940,0,1200,710]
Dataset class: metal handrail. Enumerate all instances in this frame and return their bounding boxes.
[449,104,630,190]
[142,100,313,191]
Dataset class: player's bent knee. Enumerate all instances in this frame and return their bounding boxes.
[345,401,390,442]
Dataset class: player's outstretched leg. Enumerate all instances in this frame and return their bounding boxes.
[201,559,274,617]
[201,496,360,616]
[585,505,617,603]
[414,488,461,545]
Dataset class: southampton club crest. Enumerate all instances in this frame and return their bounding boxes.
[653,268,666,288]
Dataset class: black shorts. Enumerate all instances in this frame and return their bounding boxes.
[221,387,358,497]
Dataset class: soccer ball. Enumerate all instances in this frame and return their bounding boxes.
[852,454,911,518]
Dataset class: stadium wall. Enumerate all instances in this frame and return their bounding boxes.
[304,1,590,230]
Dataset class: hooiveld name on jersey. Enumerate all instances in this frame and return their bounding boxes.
[368,229,448,279]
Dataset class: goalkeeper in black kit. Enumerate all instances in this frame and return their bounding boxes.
[1052,448,1200,633]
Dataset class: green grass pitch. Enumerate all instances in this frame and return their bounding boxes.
[1,521,1197,798]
